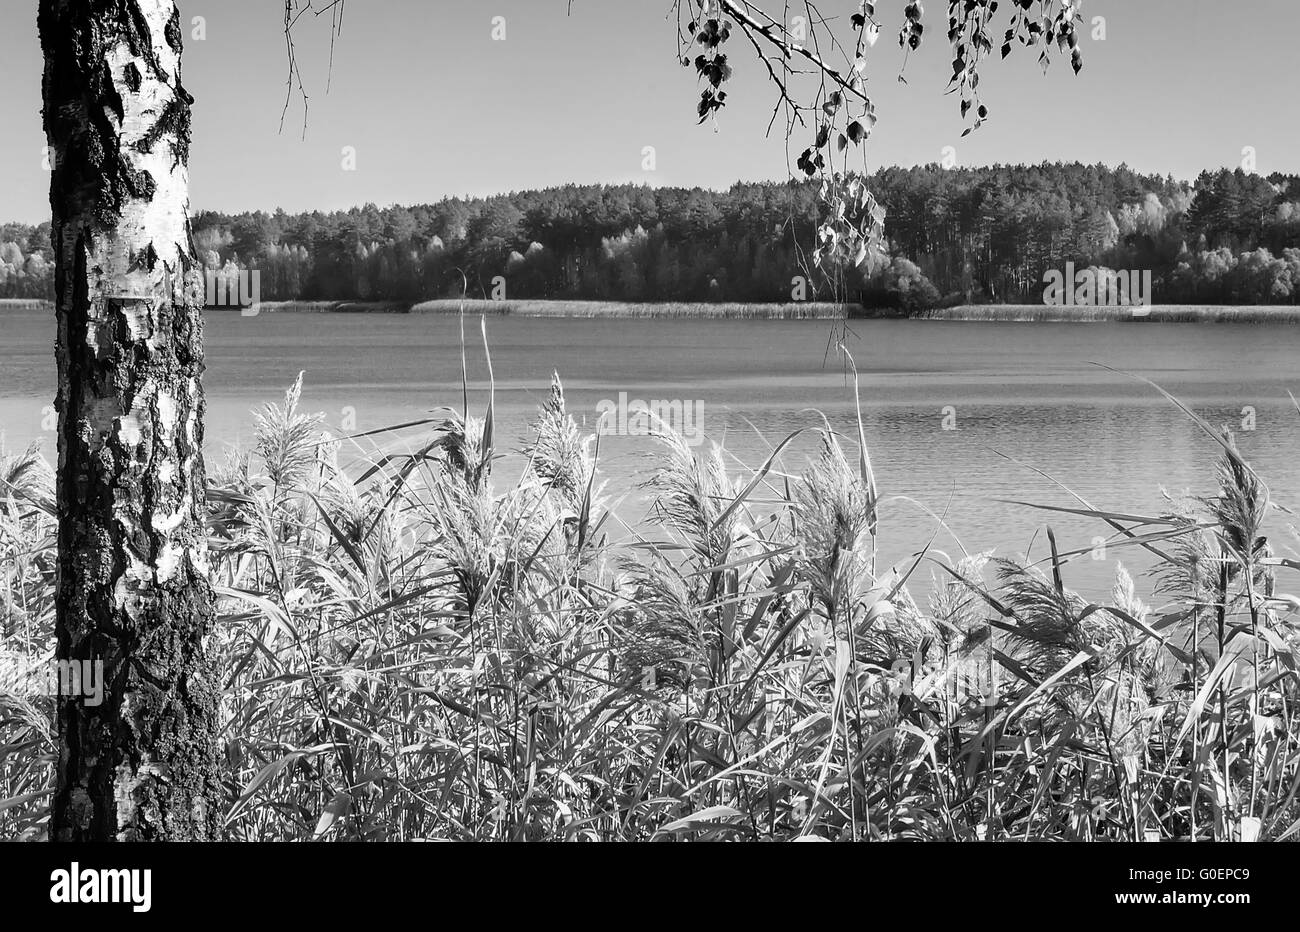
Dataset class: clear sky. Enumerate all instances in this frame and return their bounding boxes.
[1,0,1297,224]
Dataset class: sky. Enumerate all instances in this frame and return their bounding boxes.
[1,0,1297,224]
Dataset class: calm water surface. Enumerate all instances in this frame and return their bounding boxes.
[2,310,1296,599]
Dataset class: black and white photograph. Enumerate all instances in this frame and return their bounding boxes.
[0,0,1294,911]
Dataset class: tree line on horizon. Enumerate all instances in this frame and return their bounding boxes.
[3,162,1299,309]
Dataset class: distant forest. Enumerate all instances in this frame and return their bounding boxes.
[4,163,1300,307]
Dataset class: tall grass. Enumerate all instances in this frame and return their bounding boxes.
[1,349,1298,841]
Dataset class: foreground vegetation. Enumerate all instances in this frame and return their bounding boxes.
[2,352,1298,841]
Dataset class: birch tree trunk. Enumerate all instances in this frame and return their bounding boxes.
[40,0,221,841]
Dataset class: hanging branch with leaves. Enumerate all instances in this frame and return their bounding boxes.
[674,0,1085,276]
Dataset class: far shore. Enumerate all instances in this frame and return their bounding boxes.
[4,298,1298,323]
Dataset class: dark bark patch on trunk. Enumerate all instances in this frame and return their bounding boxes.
[120,0,166,80]
[122,60,141,93]
[101,60,124,123]
[164,5,183,55]
[135,88,191,167]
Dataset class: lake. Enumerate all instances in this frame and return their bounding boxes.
[1,309,1296,600]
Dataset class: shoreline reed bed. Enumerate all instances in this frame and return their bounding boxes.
[1,351,1297,841]
[410,299,853,319]
[911,303,1300,323]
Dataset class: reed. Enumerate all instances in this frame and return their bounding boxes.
[1,347,1297,841]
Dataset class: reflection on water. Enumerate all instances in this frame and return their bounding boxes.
[1,311,1296,598]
